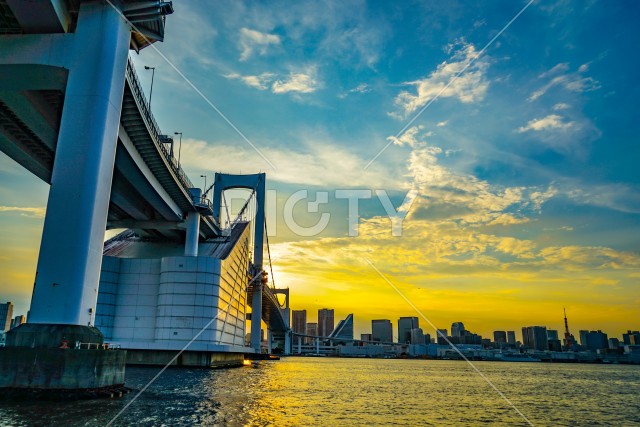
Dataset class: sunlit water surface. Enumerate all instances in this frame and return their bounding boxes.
[0,358,638,426]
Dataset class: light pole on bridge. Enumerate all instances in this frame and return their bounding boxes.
[144,65,155,107]
[174,131,183,165]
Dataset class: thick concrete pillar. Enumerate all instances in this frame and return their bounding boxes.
[284,329,291,355]
[267,329,272,354]
[316,337,320,354]
[28,3,131,325]
[184,211,200,256]
[297,335,302,354]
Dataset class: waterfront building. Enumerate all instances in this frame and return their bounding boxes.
[585,330,608,352]
[410,328,426,345]
[10,315,25,329]
[398,317,419,343]
[292,310,307,335]
[608,338,620,349]
[547,329,559,341]
[0,302,13,332]
[493,331,507,347]
[361,333,372,341]
[306,322,318,344]
[623,330,640,345]
[372,319,393,343]
[522,326,548,351]
[451,322,465,338]
[329,314,354,341]
[579,330,590,347]
[436,329,449,345]
[507,331,516,345]
[317,308,334,338]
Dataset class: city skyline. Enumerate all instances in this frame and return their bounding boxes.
[1,1,639,337]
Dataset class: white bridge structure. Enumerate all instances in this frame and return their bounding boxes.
[0,0,290,373]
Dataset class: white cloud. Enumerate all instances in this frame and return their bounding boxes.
[178,138,396,188]
[552,103,570,110]
[392,42,490,118]
[529,63,600,101]
[0,206,45,218]
[517,114,576,133]
[224,72,275,90]
[436,120,448,127]
[387,126,429,148]
[225,67,319,94]
[239,28,281,61]
[272,69,319,94]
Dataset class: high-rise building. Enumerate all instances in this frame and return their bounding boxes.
[546,329,559,341]
[317,308,334,338]
[410,328,426,344]
[372,319,393,342]
[398,317,419,343]
[579,330,589,347]
[329,314,353,340]
[451,322,465,338]
[584,330,608,352]
[507,331,516,345]
[0,302,13,332]
[361,333,372,341]
[10,315,25,329]
[522,326,548,351]
[306,322,318,337]
[493,331,507,344]
[623,330,640,345]
[291,310,307,335]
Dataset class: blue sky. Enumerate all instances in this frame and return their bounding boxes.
[1,0,639,337]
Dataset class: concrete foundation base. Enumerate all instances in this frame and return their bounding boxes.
[125,350,244,368]
[0,324,127,398]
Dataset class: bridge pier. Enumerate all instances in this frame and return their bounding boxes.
[0,2,131,395]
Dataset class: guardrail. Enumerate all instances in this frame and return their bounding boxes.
[125,57,195,191]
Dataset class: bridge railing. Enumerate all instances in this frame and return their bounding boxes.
[125,57,195,191]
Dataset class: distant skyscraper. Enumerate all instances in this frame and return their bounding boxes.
[317,308,334,337]
[493,331,507,344]
[292,310,307,335]
[585,330,608,352]
[579,330,589,347]
[507,331,516,345]
[0,302,13,332]
[398,317,419,343]
[329,314,354,340]
[410,328,426,344]
[372,319,393,342]
[307,322,318,336]
[451,322,465,338]
[522,326,548,351]
[10,315,25,329]
[622,330,640,345]
[361,333,372,341]
[546,329,559,341]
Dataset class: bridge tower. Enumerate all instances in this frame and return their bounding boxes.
[211,173,266,352]
[0,0,173,395]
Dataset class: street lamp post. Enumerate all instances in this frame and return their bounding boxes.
[144,66,155,107]
[200,175,207,193]
[174,132,183,165]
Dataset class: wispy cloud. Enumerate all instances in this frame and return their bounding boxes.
[528,62,600,102]
[517,114,576,133]
[391,42,490,118]
[225,67,320,94]
[272,68,320,94]
[0,206,45,218]
[238,28,281,61]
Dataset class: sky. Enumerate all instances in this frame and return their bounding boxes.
[1,0,639,341]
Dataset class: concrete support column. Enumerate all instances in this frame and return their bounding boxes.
[284,330,291,355]
[250,282,262,352]
[29,3,131,325]
[184,211,200,256]
[267,329,272,354]
[316,337,320,354]
[297,335,302,354]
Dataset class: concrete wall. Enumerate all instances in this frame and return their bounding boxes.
[95,226,251,353]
